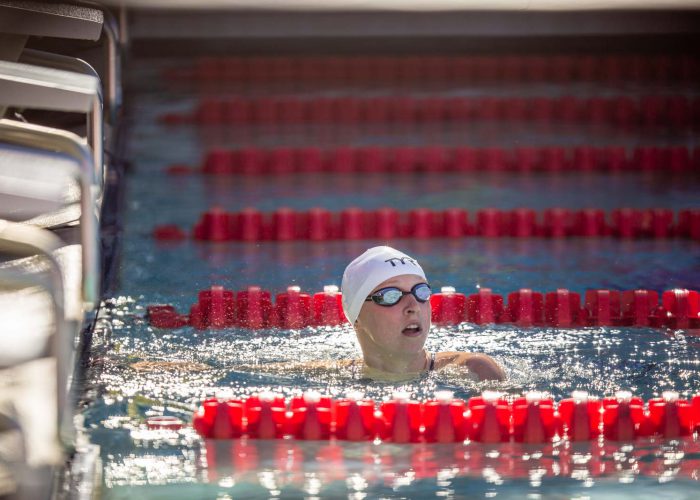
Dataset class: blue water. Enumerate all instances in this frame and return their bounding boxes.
[83,57,700,499]
[136,171,700,227]
[124,238,700,308]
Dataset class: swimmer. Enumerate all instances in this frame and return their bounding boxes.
[341,246,505,382]
[239,246,505,383]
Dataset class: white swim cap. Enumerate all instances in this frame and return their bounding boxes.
[341,246,427,324]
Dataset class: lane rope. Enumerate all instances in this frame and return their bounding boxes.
[192,390,700,444]
[147,285,700,330]
[152,207,700,242]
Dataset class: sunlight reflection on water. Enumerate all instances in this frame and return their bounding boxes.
[82,294,700,498]
[89,58,700,498]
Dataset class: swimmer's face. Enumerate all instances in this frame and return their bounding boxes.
[354,274,431,356]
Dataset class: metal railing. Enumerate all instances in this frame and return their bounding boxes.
[0,119,100,311]
[0,60,104,192]
[0,220,74,448]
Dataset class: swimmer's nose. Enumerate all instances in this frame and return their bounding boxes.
[403,292,420,314]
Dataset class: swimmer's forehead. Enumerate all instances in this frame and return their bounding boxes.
[370,274,427,293]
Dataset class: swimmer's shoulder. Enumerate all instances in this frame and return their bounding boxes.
[434,351,506,381]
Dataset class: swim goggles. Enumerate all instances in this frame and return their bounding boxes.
[365,283,432,307]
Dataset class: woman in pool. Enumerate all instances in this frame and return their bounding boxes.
[341,245,505,382]
[229,246,505,382]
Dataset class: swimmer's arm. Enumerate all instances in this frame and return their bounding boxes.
[436,352,506,381]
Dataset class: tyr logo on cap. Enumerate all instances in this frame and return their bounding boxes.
[385,257,418,267]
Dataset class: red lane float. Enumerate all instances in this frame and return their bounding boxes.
[160,95,700,129]
[148,285,337,330]
[163,54,700,84]
[545,289,582,327]
[152,224,187,241]
[146,285,700,330]
[467,392,511,443]
[168,145,700,175]
[506,289,544,327]
[189,286,236,329]
[431,287,467,325]
[558,391,601,441]
[146,416,184,431]
[512,392,557,443]
[192,390,700,443]
[153,207,700,243]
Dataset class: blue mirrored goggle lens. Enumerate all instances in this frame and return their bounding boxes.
[381,289,403,304]
[414,284,432,301]
[368,283,432,306]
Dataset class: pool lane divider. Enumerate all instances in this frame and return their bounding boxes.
[163,53,699,84]
[146,285,700,330]
[160,95,700,129]
[166,145,699,175]
[191,390,700,443]
[152,207,700,242]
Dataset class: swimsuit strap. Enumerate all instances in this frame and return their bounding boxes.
[429,351,436,371]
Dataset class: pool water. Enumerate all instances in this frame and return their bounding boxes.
[82,57,700,499]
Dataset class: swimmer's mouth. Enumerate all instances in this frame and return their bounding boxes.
[402,323,423,337]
